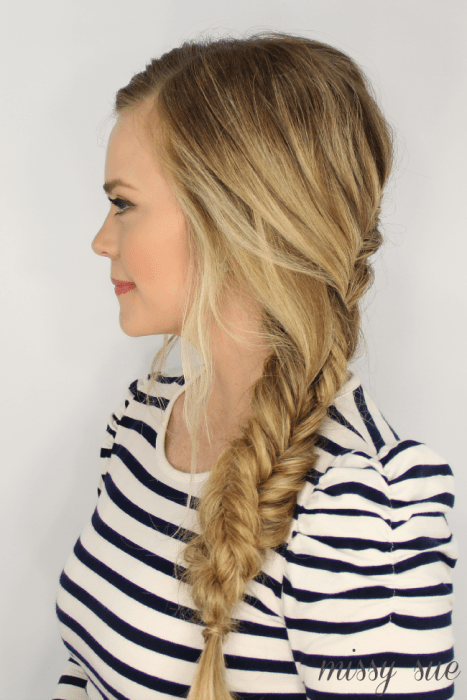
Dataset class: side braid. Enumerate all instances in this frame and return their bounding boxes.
[173,314,352,698]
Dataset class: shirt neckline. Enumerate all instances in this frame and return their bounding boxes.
[156,381,211,483]
[155,369,361,483]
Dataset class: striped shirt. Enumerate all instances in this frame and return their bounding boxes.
[53,370,458,699]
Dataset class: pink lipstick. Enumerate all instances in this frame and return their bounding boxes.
[115,284,136,296]
[112,278,136,296]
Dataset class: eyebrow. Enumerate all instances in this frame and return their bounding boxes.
[103,179,138,195]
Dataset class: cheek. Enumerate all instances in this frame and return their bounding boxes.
[125,216,190,290]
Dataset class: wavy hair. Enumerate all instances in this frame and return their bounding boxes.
[112,30,396,700]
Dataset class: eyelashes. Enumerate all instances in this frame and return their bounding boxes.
[107,196,133,216]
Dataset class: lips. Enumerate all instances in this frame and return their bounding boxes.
[112,278,135,286]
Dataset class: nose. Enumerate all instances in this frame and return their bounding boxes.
[91,218,118,258]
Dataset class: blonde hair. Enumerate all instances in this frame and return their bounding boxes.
[113,30,396,700]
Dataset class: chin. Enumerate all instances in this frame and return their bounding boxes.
[119,321,161,338]
[119,316,143,337]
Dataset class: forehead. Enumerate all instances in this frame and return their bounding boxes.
[105,100,176,192]
[107,109,150,161]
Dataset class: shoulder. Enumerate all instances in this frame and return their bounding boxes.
[300,373,456,519]
[287,439,457,579]
[100,371,185,449]
[97,371,185,494]
[295,440,456,534]
[128,371,185,406]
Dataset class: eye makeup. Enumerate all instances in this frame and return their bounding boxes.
[108,196,134,215]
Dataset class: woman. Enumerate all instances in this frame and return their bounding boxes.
[53,31,458,700]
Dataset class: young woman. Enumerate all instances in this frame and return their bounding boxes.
[53,31,458,700]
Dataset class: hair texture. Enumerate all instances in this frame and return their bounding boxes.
[113,29,396,700]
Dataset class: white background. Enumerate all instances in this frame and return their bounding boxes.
[1,1,465,698]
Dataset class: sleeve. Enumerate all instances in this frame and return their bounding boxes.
[282,440,458,698]
[51,656,88,700]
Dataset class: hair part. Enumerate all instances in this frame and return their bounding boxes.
[112,29,396,700]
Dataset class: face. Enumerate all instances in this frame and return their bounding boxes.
[92,102,191,337]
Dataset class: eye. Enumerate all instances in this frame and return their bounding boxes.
[107,196,134,216]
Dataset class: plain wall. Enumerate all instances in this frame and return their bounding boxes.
[1,1,465,697]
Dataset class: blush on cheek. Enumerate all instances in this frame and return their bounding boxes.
[125,211,190,291]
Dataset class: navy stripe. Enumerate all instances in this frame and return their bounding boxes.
[55,673,87,689]
[352,385,386,453]
[390,463,454,485]
[282,577,453,603]
[309,533,453,553]
[298,686,454,700]
[327,405,366,440]
[284,610,452,635]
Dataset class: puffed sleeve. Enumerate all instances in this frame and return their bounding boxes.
[282,440,458,698]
